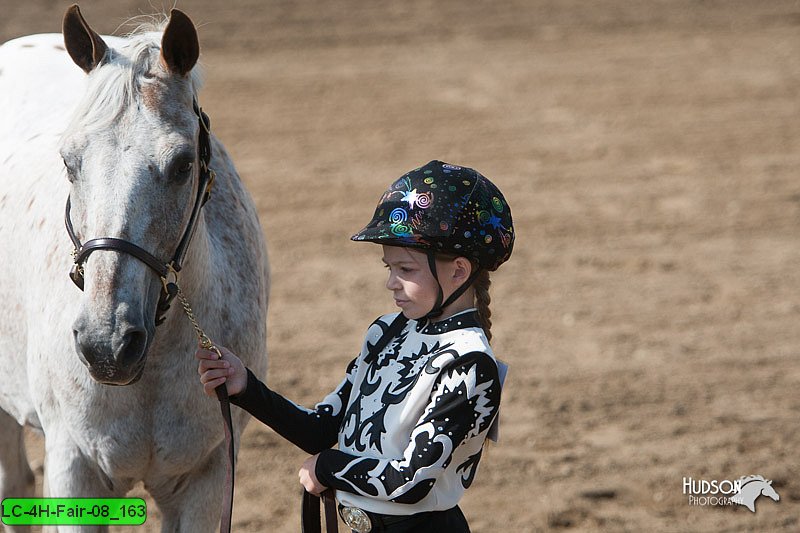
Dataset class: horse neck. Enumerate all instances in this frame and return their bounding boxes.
[741,481,763,496]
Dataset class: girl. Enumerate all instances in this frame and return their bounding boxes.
[197,160,514,532]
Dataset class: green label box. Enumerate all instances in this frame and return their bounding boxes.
[1,498,147,526]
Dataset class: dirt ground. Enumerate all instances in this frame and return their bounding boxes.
[3,1,799,531]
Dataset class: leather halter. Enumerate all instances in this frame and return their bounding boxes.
[65,97,216,327]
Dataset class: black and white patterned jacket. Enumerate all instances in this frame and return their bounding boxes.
[231,309,502,515]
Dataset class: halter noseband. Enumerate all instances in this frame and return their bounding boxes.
[65,97,216,327]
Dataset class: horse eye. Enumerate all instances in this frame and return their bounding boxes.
[172,160,193,181]
[62,157,77,182]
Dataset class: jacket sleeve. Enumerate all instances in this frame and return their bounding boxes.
[314,351,500,503]
[229,358,357,455]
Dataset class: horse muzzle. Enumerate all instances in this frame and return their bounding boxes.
[73,323,149,385]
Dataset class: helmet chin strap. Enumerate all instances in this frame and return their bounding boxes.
[424,251,481,320]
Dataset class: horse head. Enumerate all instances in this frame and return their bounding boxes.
[60,5,205,385]
[761,479,780,502]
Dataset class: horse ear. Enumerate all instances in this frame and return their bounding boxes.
[63,4,109,74]
[160,9,199,77]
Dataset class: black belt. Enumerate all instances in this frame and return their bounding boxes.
[338,504,436,532]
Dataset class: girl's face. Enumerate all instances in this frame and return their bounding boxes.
[381,245,472,320]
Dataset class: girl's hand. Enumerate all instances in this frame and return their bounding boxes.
[299,454,327,496]
[195,344,247,397]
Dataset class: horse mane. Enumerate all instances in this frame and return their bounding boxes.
[738,474,768,485]
[63,16,204,137]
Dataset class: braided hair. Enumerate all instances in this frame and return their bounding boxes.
[473,268,492,343]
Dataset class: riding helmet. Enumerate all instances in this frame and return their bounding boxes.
[351,160,514,271]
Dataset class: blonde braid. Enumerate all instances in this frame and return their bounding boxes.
[474,269,492,343]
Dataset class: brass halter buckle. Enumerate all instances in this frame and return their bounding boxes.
[69,248,86,289]
[338,506,372,533]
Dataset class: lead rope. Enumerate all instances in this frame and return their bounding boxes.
[161,266,235,533]
[302,489,338,533]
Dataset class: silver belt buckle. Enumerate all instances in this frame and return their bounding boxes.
[339,506,372,533]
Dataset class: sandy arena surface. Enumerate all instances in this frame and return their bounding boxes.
[2,1,799,531]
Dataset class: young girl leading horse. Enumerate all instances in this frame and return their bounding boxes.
[197,160,514,532]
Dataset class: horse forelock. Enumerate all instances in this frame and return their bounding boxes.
[62,25,204,141]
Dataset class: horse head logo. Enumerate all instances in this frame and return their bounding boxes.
[730,475,780,513]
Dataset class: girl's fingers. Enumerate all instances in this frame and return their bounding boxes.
[200,368,233,384]
[198,358,229,372]
[195,348,218,360]
[196,344,239,397]
[197,359,231,370]
[203,377,227,396]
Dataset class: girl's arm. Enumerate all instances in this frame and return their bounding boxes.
[197,346,357,455]
[313,351,501,503]
[229,366,354,454]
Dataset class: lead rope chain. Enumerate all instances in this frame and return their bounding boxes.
[160,265,235,533]
[162,265,220,357]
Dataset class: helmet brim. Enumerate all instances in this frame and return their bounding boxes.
[350,227,432,249]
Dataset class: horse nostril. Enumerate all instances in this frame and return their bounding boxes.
[116,328,147,367]
[75,329,98,366]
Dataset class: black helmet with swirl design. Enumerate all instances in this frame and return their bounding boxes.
[352,160,514,272]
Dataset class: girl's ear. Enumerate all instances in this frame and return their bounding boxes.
[452,256,473,283]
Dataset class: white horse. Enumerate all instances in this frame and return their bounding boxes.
[0,5,268,532]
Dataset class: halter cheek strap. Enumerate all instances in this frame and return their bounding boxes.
[424,251,482,320]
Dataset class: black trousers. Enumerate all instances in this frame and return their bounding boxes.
[357,505,470,533]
